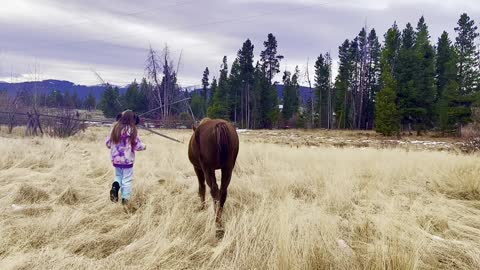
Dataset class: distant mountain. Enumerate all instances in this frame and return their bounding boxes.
[0,80,127,101]
[275,85,314,104]
[1,79,315,105]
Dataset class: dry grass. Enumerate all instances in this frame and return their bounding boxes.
[1,127,480,269]
[239,129,465,152]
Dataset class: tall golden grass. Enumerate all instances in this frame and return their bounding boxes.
[1,127,480,269]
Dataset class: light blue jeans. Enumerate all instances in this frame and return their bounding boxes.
[114,167,134,200]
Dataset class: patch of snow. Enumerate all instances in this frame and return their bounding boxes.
[431,235,444,241]
[11,204,24,211]
[337,239,354,255]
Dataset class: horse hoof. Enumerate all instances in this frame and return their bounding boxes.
[215,228,225,239]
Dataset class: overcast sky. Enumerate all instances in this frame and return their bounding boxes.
[0,0,479,87]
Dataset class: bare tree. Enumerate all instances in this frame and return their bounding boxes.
[5,89,27,133]
[25,109,43,136]
[145,44,192,122]
[47,109,85,138]
[304,58,314,129]
[326,53,333,129]
[145,45,164,117]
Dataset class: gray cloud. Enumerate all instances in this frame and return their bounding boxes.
[0,0,479,86]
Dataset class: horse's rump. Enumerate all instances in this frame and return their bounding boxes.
[215,122,230,165]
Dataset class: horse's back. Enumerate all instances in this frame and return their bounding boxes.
[189,118,239,170]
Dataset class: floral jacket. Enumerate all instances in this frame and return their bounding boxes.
[106,127,146,168]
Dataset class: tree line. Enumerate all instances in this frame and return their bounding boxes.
[99,79,148,118]
[193,13,480,135]
[0,89,97,112]
[191,34,283,129]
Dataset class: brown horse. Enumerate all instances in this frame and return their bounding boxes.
[188,118,239,225]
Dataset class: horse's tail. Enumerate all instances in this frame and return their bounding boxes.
[215,122,230,164]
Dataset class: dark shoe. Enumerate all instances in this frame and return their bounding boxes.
[122,198,129,205]
[110,182,120,202]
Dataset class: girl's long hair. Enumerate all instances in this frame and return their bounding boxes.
[110,110,138,148]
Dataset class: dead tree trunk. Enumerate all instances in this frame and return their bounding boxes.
[305,59,314,129]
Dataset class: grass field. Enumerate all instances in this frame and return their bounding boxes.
[1,127,480,269]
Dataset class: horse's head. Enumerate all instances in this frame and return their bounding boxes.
[192,117,212,132]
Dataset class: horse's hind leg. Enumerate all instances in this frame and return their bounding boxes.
[217,167,233,225]
[204,168,219,216]
[194,167,206,209]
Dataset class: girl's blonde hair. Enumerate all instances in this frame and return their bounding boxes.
[110,110,138,148]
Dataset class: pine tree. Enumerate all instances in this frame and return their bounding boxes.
[190,93,204,119]
[436,31,458,133]
[137,78,149,113]
[366,29,381,129]
[375,22,402,134]
[455,13,480,94]
[47,90,64,107]
[100,85,122,118]
[237,39,255,128]
[229,58,242,122]
[71,92,82,108]
[436,31,457,97]
[84,92,96,111]
[123,79,148,113]
[332,27,381,130]
[437,80,473,134]
[314,53,332,128]
[413,16,436,133]
[282,70,293,120]
[396,23,418,133]
[260,33,284,84]
[382,22,401,74]
[209,77,217,108]
[292,66,300,112]
[207,57,230,119]
[64,91,74,108]
[259,33,283,128]
[375,63,399,136]
[201,68,210,117]
[335,39,353,129]
[202,67,210,103]
[281,67,300,122]
[251,62,265,129]
[355,28,368,129]
[124,80,139,110]
[348,37,360,128]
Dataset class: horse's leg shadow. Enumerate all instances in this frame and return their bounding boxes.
[215,227,225,239]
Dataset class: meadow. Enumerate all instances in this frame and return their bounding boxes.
[0,127,480,269]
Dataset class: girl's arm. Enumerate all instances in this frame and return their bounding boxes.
[134,137,146,151]
[106,137,112,149]
[106,127,114,149]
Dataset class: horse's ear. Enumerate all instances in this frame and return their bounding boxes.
[116,113,122,122]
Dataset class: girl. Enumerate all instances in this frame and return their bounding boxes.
[106,110,146,205]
